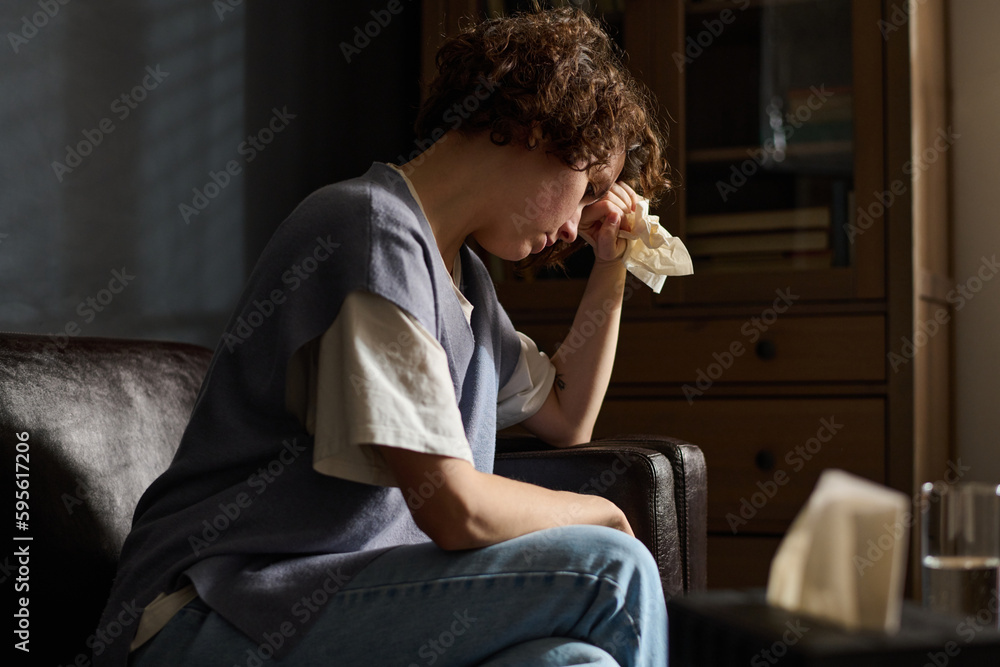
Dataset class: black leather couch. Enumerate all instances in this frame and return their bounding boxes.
[0,332,706,665]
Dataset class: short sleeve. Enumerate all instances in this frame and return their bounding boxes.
[496,332,556,430]
[294,290,474,487]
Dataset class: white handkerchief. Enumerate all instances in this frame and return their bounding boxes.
[618,199,693,293]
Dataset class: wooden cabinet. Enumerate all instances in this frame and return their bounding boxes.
[519,315,886,384]
[421,0,950,592]
[594,398,886,534]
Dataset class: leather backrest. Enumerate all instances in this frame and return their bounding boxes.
[0,332,210,663]
[0,333,212,558]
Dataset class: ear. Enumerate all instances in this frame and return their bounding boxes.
[526,123,545,150]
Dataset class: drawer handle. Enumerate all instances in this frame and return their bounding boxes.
[754,449,776,471]
[755,339,777,361]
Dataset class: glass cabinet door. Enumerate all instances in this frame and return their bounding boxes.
[684,1,853,271]
[641,0,885,304]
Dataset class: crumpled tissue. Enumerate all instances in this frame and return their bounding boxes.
[616,198,693,293]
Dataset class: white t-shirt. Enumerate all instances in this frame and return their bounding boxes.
[285,251,556,487]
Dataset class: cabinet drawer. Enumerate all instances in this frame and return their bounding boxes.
[519,315,885,384]
[594,398,886,534]
[707,535,782,590]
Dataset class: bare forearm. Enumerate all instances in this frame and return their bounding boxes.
[378,447,632,550]
[546,257,627,446]
[446,464,631,549]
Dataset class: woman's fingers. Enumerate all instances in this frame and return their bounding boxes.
[583,182,639,229]
[601,188,629,218]
[617,181,640,208]
[606,182,640,232]
[577,181,643,260]
[580,198,619,227]
[579,199,625,261]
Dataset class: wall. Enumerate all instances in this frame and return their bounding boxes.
[0,1,422,350]
[949,2,1000,483]
[242,2,422,270]
[1,0,247,348]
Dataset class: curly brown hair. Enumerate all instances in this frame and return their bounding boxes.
[415,5,672,269]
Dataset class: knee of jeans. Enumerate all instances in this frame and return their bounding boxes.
[553,525,659,582]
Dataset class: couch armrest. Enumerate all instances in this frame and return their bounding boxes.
[494,433,707,598]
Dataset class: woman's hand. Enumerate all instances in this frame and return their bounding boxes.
[578,181,641,262]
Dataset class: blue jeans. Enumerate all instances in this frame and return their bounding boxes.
[130,525,667,666]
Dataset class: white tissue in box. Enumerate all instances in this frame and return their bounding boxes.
[766,469,910,632]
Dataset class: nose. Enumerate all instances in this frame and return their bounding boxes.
[557,209,581,243]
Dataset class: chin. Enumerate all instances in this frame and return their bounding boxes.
[485,242,532,262]
[472,232,534,262]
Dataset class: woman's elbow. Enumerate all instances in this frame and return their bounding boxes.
[547,426,594,449]
[410,490,486,551]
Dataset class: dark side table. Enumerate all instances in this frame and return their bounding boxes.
[668,589,1000,666]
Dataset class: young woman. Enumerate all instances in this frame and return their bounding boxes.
[99,6,672,666]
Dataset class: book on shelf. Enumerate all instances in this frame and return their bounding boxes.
[782,86,853,145]
[688,229,829,256]
[785,86,853,124]
[687,207,830,236]
[787,121,853,144]
[696,250,834,273]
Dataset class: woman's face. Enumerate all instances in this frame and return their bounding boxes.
[473,145,626,261]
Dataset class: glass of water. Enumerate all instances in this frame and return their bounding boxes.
[921,481,1000,626]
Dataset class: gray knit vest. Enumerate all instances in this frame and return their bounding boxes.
[95,163,522,665]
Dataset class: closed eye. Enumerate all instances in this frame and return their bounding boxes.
[584,182,612,204]
[586,182,613,204]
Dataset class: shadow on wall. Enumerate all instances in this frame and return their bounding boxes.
[241,2,423,273]
[1,0,245,349]
[1,1,424,350]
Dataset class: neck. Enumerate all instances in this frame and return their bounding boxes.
[400,131,499,270]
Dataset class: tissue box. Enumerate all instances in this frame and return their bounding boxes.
[668,589,1000,667]
[766,469,912,632]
